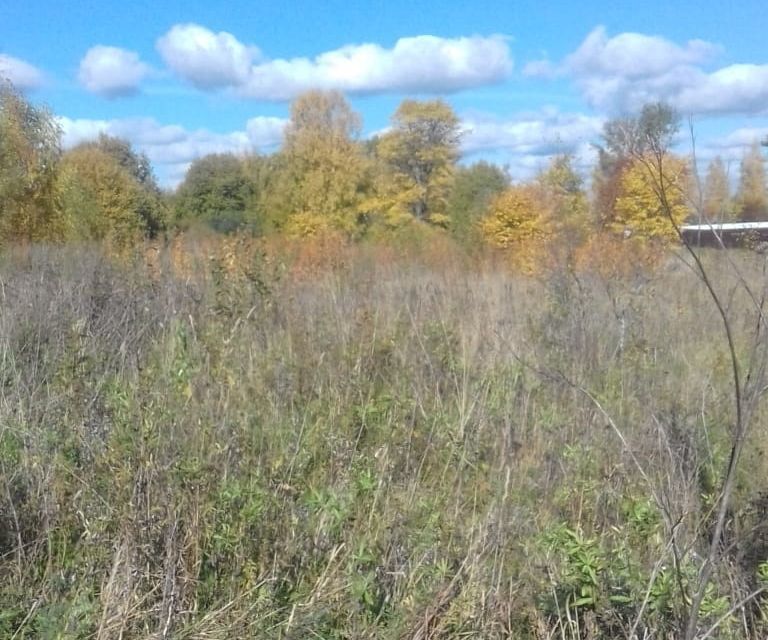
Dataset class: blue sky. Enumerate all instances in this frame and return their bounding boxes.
[2,0,767,186]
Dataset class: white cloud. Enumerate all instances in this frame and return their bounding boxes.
[462,108,603,155]
[57,115,287,187]
[0,53,44,90]
[677,64,768,115]
[542,26,768,116]
[78,46,150,98]
[157,24,512,100]
[157,23,261,89]
[460,108,603,180]
[566,26,716,81]
[561,27,718,113]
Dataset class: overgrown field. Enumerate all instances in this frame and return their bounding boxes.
[1,241,768,638]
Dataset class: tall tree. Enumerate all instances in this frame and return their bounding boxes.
[735,141,767,221]
[279,90,365,236]
[701,156,734,221]
[377,99,461,225]
[594,102,680,229]
[0,81,64,243]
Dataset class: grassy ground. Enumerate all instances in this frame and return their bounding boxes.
[1,240,767,638]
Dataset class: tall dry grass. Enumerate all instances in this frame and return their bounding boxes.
[0,238,767,638]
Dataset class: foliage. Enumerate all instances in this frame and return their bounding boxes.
[736,141,767,221]
[81,134,167,236]
[536,154,592,246]
[594,102,681,229]
[702,156,735,221]
[446,160,509,246]
[59,145,147,248]
[481,184,552,271]
[0,81,65,243]
[174,152,254,232]
[612,154,691,242]
[279,90,366,236]
[376,99,461,225]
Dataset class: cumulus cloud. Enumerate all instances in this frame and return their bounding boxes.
[560,27,717,112]
[460,108,603,179]
[566,26,716,81]
[78,46,151,97]
[534,26,768,116]
[57,114,287,186]
[157,23,259,89]
[462,108,603,155]
[0,53,44,90]
[676,64,768,115]
[156,23,512,100]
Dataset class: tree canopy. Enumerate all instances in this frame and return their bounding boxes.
[174,153,253,233]
[0,81,64,243]
[376,99,461,226]
[279,90,366,236]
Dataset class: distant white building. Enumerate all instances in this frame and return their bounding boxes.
[680,221,768,247]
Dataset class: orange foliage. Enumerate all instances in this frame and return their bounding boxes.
[573,232,668,280]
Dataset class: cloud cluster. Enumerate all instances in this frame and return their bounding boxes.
[529,26,768,116]
[156,24,512,100]
[461,108,603,178]
[156,24,259,90]
[58,115,287,185]
[0,53,44,90]
[78,46,151,98]
[462,108,603,155]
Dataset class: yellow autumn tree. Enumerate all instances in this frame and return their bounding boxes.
[59,146,147,249]
[0,82,66,243]
[612,154,690,242]
[482,185,552,272]
[375,99,461,228]
[278,90,366,237]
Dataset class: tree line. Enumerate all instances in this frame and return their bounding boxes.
[1,79,767,256]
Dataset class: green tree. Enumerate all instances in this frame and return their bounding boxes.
[174,153,253,233]
[279,90,366,236]
[446,161,509,246]
[0,81,65,243]
[377,99,461,225]
[241,153,281,234]
[735,141,767,221]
